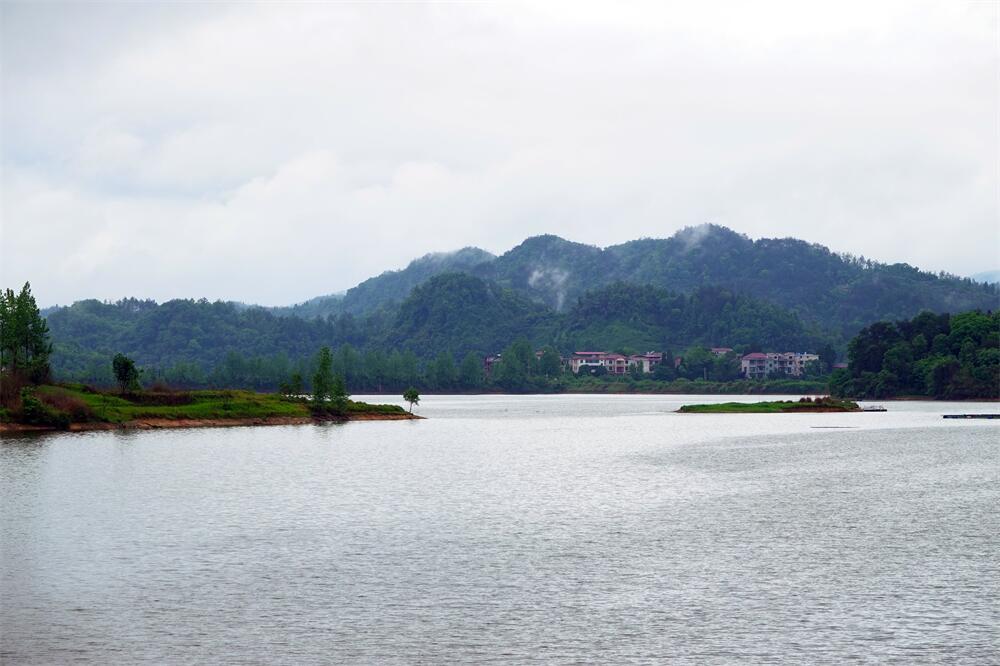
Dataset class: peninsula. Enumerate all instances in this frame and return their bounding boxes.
[0,384,419,433]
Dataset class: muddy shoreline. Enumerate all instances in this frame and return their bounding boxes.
[0,412,422,433]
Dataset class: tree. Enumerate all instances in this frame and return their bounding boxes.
[289,372,304,395]
[429,351,458,390]
[459,352,484,389]
[330,373,350,412]
[112,353,141,394]
[403,387,420,413]
[0,282,52,383]
[817,343,837,373]
[312,346,333,403]
[538,346,562,377]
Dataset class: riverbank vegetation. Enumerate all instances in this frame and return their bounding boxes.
[0,291,412,430]
[679,397,861,413]
[43,280,837,390]
[1,383,411,430]
[830,310,999,400]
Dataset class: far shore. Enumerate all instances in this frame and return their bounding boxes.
[352,390,995,401]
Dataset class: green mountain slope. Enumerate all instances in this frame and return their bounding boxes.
[266,226,998,338]
[379,273,559,357]
[271,246,495,319]
[558,282,827,352]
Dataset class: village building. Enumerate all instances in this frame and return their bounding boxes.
[570,351,663,375]
[741,351,819,378]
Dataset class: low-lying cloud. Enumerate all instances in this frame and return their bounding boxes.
[2,2,996,306]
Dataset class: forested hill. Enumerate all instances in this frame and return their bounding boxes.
[270,226,998,338]
[476,226,998,336]
[268,246,495,320]
[38,225,998,386]
[44,274,831,386]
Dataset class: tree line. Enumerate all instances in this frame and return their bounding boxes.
[830,310,999,399]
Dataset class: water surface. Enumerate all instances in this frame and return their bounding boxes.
[2,395,998,663]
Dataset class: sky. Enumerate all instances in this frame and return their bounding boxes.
[2,1,997,307]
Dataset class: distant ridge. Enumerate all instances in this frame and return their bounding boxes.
[42,225,999,381]
[268,246,495,320]
[971,269,1000,285]
[275,225,997,336]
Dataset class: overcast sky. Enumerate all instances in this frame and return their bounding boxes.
[2,1,997,306]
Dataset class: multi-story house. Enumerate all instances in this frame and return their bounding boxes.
[570,351,663,375]
[741,352,819,378]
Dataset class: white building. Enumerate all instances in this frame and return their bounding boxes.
[741,352,819,378]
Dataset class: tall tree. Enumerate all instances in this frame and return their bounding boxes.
[0,282,52,383]
[459,352,485,389]
[312,346,334,403]
[330,373,350,412]
[537,346,562,377]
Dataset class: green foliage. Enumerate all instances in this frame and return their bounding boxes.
[271,247,495,319]
[312,347,334,403]
[459,352,485,389]
[37,228,1000,395]
[17,387,70,428]
[428,352,458,391]
[330,374,349,413]
[566,375,828,395]
[0,282,52,384]
[478,226,998,337]
[403,387,420,412]
[5,382,406,427]
[559,282,829,354]
[386,273,558,359]
[833,310,999,399]
[112,353,141,393]
[537,346,562,377]
[679,397,859,413]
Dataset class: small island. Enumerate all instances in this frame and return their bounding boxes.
[678,397,861,413]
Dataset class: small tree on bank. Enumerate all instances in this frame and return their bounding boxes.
[312,347,334,403]
[403,387,420,413]
[112,353,141,394]
[331,374,349,412]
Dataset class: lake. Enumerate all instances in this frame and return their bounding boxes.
[2,394,998,664]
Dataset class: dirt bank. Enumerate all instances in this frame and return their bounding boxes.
[0,412,422,433]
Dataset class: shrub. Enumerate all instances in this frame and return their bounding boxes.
[38,389,96,422]
[18,388,71,429]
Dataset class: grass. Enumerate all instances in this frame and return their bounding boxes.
[18,384,407,426]
[679,397,860,413]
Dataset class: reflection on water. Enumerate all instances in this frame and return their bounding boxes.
[2,395,998,664]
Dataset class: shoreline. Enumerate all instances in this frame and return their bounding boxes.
[354,390,996,401]
[0,412,422,434]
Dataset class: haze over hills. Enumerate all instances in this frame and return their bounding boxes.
[971,270,1000,285]
[272,225,998,335]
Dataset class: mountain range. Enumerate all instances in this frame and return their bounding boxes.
[42,225,998,382]
[270,224,996,336]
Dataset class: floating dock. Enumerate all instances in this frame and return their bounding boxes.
[942,414,1000,419]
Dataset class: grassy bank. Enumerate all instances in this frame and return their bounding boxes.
[1,384,413,431]
[678,397,861,413]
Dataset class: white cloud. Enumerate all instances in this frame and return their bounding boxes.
[1,1,997,305]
